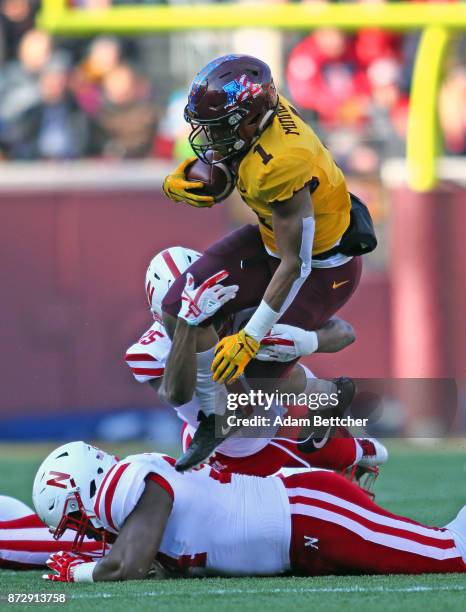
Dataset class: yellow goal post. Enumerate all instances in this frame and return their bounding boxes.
[38,1,466,192]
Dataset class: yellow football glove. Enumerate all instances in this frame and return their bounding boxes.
[211,329,260,384]
[162,157,215,208]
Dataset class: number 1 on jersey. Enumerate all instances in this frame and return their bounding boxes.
[253,144,273,165]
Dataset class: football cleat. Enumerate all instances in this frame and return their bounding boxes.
[334,376,357,415]
[343,438,388,499]
[297,376,356,453]
[357,437,389,469]
[175,413,226,473]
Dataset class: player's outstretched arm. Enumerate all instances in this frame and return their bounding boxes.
[160,318,203,406]
[257,317,355,362]
[43,480,173,583]
[160,271,238,405]
[93,480,173,582]
[316,317,355,353]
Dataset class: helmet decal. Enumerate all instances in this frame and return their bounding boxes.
[46,471,72,489]
[145,247,202,317]
[188,54,241,110]
[223,74,262,109]
[161,249,182,278]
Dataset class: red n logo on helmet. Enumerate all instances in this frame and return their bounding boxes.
[46,471,71,489]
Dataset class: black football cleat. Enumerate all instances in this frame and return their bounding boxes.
[297,376,356,453]
[333,376,357,416]
[175,412,226,473]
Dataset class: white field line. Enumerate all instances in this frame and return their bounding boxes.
[62,584,466,599]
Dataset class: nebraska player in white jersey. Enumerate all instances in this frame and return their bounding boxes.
[125,247,387,482]
[32,442,466,583]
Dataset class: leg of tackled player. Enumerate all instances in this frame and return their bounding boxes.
[285,471,466,575]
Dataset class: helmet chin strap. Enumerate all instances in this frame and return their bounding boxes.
[226,105,278,160]
[247,108,277,151]
[258,109,275,133]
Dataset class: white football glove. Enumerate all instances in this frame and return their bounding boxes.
[256,323,318,362]
[178,270,238,326]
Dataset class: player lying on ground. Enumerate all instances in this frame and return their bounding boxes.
[126,246,387,485]
[0,496,103,570]
[32,442,466,583]
[162,55,376,468]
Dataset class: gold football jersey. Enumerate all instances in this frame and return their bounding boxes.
[236,97,351,255]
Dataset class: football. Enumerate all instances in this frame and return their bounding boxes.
[186,153,235,203]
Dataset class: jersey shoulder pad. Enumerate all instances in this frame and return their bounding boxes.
[94,454,177,533]
[125,320,171,382]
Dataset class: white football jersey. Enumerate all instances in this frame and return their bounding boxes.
[94,453,291,576]
[125,319,201,429]
[125,318,171,383]
[125,317,279,456]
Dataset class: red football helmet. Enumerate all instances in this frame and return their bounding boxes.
[184,54,278,164]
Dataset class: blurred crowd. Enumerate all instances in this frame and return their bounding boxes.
[286,23,466,175]
[0,0,464,174]
[0,0,160,159]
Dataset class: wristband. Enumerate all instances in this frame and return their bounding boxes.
[71,561,97,583]
[244,300,280,343]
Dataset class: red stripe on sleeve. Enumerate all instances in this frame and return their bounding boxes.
[94,464,117,520]
[104,463,130,531]
[161,250,182,278]
[131,367,165,377]
[125,353,157,362]
[146,473,174,500]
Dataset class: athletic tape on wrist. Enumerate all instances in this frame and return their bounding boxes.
[244,300,280,343]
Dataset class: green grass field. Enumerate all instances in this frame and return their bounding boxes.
[0,441,465,611]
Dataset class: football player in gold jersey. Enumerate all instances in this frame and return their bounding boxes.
[162,55,368,471]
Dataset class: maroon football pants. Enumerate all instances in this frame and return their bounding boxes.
[163,224,362,378]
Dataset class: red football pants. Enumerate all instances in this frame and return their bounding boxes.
[181,424,358,477]
[284,470,465,575]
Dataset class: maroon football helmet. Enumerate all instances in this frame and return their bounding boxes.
[184,54,278,164]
